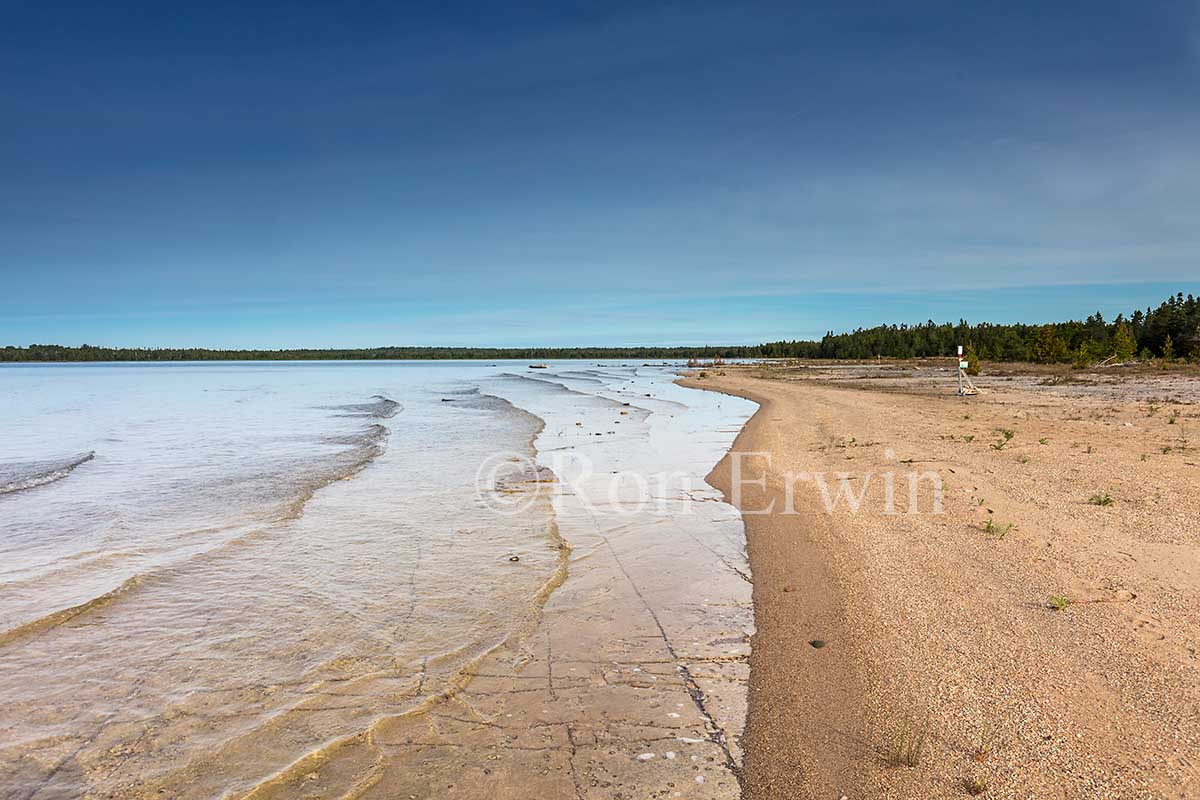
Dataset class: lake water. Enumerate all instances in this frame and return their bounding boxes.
[0,361,756,799]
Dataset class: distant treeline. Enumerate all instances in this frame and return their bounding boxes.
[774,291,1200,364]
[0,344,755,362]
[4,291,1198,364]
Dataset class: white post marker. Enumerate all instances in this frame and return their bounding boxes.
[957,344,979,396]
[957,345,964,395]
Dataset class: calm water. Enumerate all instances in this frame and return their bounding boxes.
[0,361,755,799]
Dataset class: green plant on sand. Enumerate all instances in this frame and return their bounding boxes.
[983,518,1014,538]
[964,776,989,796]
[886,717,929,767]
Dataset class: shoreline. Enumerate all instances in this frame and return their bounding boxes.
[683,363,1200,799]
[681,375,868,799]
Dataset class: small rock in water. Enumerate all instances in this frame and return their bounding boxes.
[509,555,520,562]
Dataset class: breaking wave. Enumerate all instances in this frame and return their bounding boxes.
[0,400,397,648]
[322,395,402,419]
[0,452,95,497]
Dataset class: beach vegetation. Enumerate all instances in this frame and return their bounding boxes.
[1048,595,1072,611]
[1088,493,1113,506]
[971,720,1001,763]
[964,776,989,795]
[886,717,928,767]
[983,518,1014,538]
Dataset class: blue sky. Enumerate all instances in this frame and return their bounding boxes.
[2,1,1198,347]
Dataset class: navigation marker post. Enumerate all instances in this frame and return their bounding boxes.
[957,344,979,396]
[958,345,963,395]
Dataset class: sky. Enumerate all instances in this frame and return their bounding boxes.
[2,1,1198,348]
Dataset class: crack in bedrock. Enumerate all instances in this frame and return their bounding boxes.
[601,537,743,786]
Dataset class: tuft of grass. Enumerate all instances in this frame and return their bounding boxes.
[1017,454,1030,464]
[1168,411,1179,425]
[1039,437,1049,445]
[1088,492,1114,506]
[983,518,1014,538]
[886,717,929,767]
[971,720,1001,763]
[1048,595,1072,611]
[963,435,975,443]
[963,776,989,796]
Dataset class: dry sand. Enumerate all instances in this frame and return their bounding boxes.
[682,362,1200,800]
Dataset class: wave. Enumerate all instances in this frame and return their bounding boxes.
[0,419,393,649]
[498,372,601,398]
[546,371,606,384]
[0,451,95,497]
[321,395,402,419]
[0,572,148,648]
[434,386,528,414]
[321,424,390,449]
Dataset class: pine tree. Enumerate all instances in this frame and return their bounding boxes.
[1029,325,1066,363]
[1111,322,1136,362]
[1163,334,1175,360]
[963,342,981,376]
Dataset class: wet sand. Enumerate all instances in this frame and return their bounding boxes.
[682,362,1200,800]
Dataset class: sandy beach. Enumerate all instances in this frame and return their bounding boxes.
[683,362,1200,800]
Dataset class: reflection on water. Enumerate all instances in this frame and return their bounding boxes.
[0,361,755,799]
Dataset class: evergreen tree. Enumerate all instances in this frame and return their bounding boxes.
[1029,325,1067,363]
[963,342,981,376]
[1111,322,1136,362]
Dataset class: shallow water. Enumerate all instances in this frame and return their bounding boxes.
[0,361,755,799]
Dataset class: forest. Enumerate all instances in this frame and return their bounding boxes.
[3,291,1197,364]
